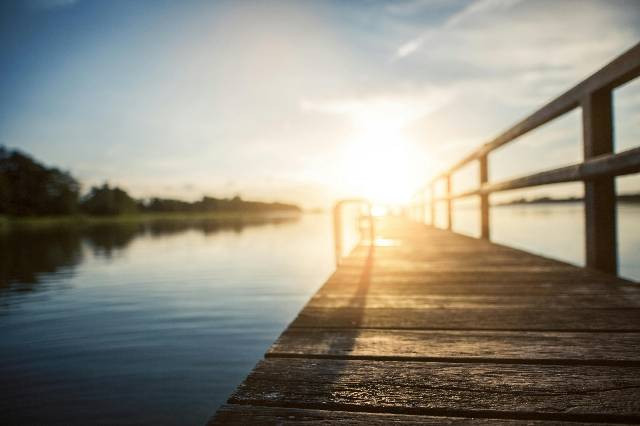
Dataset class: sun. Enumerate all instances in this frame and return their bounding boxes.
[341,117,416,205]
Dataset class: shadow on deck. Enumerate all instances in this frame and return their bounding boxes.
[210,216,640,425]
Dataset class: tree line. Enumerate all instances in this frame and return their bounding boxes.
[0,146,300,216]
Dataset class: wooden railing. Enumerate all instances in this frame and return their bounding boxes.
[410,42,640,275]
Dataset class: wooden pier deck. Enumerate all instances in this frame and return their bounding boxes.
[210,216,640,425]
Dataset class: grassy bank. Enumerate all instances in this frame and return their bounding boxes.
[0,210,301,232]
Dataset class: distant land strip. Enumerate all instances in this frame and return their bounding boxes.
[497,194,640,206]
[0,145,300,218]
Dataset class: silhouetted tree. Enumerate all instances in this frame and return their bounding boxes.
[197,196,219,211]
[0,146,301,217]
[0,146,80,215]
[142,194,300,214]
[81,184,138,215]
[144,197,194,212]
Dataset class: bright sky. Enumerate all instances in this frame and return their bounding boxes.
[1,0,639,207]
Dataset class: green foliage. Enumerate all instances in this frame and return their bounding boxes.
[81,184,138,215]
[0,145,301,217]
[141,194,301,214]
[0,146,80,215]
[145,197,194,212]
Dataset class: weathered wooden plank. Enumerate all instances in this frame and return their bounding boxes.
[338,265,581,273]
[229,358,640,420]
[209,405,614,425]
[344,240,554,255]
[319,278,639,296]
[307,294,640,309]
[345,242,560,258]
[340,258,566,267]
[268,329,640,364]
[338,253,571,265]
[328,269,623,284]
[212,215,640,423]
[292,307,640,331]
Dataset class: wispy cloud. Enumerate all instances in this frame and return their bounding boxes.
[396,0,523,58]
[300,87,453,132]
[3,0,639,205]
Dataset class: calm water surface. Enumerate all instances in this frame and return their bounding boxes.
[1,215,334,425]
[453,203,640,281]
[1,206,638,425]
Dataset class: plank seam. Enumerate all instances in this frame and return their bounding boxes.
[225,399,640,424]
[287,325,640,333]
[264,352,640,367]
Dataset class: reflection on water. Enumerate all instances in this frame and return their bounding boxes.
[0,214,334,425]
[1,206,637,425]
[1,216,299,294]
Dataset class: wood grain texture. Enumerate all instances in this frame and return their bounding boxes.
[211,46,640,424]
[268,329,640,364]
[229,358,640,419]
[211,216,640,424]
[209,405,617,425]
[328,269,622,284]
[318,281,639,297]
[291,307,640,331]
[307,293,640,309]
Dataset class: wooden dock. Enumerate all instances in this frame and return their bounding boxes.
[210,216,640,424]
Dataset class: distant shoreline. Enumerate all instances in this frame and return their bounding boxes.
[1,146,302,219]
[497,193,640,206]
[0,210,302,231]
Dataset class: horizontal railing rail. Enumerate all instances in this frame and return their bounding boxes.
[433,146,640,201]
[411,42,640,275]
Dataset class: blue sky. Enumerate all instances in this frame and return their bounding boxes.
[1,0,639,207]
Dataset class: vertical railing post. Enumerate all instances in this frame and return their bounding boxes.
[479,155,490,240]
[445,174,452,231]
[334,200,375,265]
[430,183,436,227]
[366,202,375,243]
[412,198,417,221]
[582,89,617,274]
[333,203,342,266]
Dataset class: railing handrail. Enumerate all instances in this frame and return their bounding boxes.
[433,146,640,201]
[411,42,640,275]
[424,42,640,187]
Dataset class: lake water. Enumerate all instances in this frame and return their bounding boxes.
[0,215,335,425]
[451,202,640,281]
[1,206,638,425]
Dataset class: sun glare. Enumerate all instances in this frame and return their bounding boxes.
[342,110,419,205]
